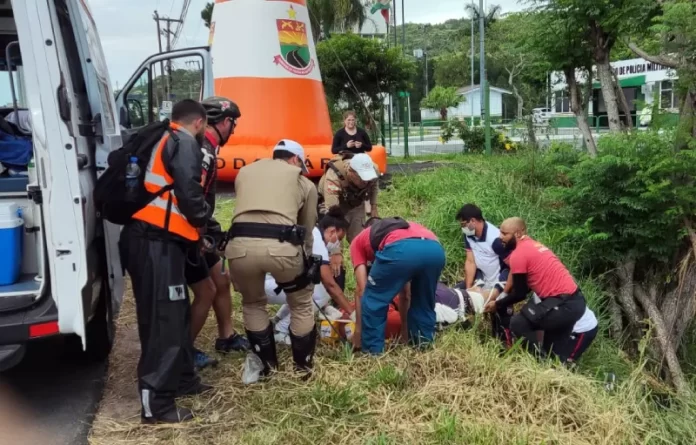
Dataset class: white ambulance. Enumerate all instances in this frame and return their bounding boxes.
[0,0,213,371]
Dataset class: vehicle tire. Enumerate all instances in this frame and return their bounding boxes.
[83,276,115,362]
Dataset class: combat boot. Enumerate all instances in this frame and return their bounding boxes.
[246,323,278,377]
[289,327,317,380]
[141,406,195,424]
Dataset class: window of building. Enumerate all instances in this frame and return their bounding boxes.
[554,90,570,113]
[660,80,678,110]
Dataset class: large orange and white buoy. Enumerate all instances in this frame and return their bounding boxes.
[209,0,388,182]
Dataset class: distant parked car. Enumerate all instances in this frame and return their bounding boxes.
[532,108,553,124]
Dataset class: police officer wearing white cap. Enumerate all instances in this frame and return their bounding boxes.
[223,139,318,379]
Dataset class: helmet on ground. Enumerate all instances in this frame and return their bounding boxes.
[201,96,241,124]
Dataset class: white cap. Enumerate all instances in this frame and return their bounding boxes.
[349,153,379,182]
[273,139,309,174]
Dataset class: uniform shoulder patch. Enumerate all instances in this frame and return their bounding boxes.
[327,181,341,193]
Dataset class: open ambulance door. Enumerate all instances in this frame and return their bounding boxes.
[116,47,214,136]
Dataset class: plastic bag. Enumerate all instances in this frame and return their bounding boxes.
[242,353,264,385]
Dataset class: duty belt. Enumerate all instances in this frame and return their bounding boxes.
[224,222,306,247]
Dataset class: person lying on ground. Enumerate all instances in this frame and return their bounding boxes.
[483,217,586,360]
[264,207,356,343]
[350,217,446,354]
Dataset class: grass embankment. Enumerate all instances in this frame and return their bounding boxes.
[90,153,696,445]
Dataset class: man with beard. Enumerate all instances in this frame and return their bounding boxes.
[185,97,250,370]
[484,217,586,359]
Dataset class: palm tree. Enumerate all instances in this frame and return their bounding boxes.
[307,0,367,43]
[465,3,502,31]
[201,2,213,29]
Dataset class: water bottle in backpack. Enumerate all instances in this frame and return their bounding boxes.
[124,156,141,202]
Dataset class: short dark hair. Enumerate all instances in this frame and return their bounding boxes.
[319,206,349,232]
[272,149,296,160]
[171,99,207,124]
[455,204,483,222]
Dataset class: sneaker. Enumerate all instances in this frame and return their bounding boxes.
[194,348,219,370]
[215,332,250,353]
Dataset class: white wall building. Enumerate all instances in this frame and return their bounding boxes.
[420,85,511,122]
[550,57,679,127]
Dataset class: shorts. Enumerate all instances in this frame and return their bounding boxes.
[185,249,221,285]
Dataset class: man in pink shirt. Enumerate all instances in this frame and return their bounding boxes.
[485,217,586,359]
[349,217,446,354]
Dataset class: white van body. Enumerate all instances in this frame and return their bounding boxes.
[0,0,213,371]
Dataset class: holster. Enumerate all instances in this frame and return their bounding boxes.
[274,254,322,294]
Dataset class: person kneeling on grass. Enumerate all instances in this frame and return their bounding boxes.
[264,207,357,343]
[483,217,586,360]
[350,217,446,354]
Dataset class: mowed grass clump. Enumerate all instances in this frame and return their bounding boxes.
[90,154,696,445]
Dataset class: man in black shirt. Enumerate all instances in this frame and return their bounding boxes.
[331,110,373,154]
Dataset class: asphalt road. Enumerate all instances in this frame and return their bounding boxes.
[0,337,107,445]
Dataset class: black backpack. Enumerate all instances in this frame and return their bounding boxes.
[94,120,179,225]
[369,217,410,251]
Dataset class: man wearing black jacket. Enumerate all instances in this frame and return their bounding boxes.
[185,97,250,370]
[120,99,212,424]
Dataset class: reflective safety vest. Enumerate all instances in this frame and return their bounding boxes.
[132,123,200,241]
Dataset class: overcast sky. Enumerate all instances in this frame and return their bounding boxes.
[90,0,526,89]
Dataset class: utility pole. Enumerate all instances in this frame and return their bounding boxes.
[470,0,475,126]
[153,12,182,103]
[478,0,491,154]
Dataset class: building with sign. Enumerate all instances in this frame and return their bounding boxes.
[550,57,679,127]
[420,84,512,123]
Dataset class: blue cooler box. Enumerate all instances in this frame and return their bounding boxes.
[0,202,23,286]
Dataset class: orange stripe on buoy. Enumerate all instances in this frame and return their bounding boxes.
[266,0,306,5]
[216,77,332,147]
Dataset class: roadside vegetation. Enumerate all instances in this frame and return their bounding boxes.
[91,129,696,445]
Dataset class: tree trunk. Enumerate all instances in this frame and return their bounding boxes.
[633,285,691,397]
[595,59,622,132]
[525,114,538,149]
[440,108,448,121]
[564,67,597,157]
[611,68,633,130]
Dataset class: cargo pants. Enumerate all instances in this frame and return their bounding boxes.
[225,237,315,336]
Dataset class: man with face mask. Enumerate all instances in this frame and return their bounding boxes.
[119,99,211,424]
[485,217,586,360]
[184,97,249,370]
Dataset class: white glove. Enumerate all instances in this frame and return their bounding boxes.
[350,311,357,323]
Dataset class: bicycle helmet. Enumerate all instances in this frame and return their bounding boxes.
[201,96,241,124]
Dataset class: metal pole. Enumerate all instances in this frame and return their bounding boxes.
[393,2,399,143]
[479,0,485,123]
[401,0,405,54]
[470,0,475,126]
[154,11,165,104]
[485,77,492,155]
[424,53,428,96]
[403,93,410,158]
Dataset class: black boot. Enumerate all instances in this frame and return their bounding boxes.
[289,327,317,379]
[141,406,195,424]
[246,323,278,377]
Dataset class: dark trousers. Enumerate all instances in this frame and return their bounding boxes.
[545,325,598,364]
[510,291,586,357]
[492,304,514,348]
[120,222,199,418]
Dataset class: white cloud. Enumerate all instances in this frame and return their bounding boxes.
[92,0,526,88]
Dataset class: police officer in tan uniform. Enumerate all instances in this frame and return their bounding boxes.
[318,153,380,242]
[224,139,318,378]
[318,152,380,283]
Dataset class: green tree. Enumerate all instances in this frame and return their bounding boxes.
[433,53,470,89]
[526,7,597,155]
[307,0,367,43]
[317,33,415,129]
[420,86,464,121]
[202,2,213,28]
[626,0,696,146]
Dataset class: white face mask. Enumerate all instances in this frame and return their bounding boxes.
[462,226,475,237]
[326,234,341,252]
